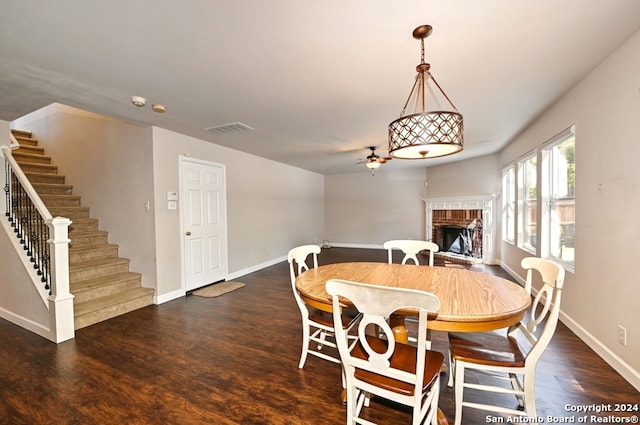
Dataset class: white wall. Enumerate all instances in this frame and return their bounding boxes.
[425,154,502,199]
[497,30,640,388]
[421,30,640,390]
[11,104,158,289]
[152,127,324,301]
[325,167,427,246]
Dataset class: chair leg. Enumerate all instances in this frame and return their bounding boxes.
[447,350,455,388]
[298,325,310,369]
[453,361,465,425]
[524,373,537,419]
[509,372,525,408]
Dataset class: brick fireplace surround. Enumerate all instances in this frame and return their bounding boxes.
[424,195,496,264]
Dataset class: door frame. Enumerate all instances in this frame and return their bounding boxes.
[178,155,229,292]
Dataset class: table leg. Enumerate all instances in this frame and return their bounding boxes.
[389,314,408,344]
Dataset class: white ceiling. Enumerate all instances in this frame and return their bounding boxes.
[1,0,639,175]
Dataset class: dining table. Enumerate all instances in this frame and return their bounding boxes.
[296,261,530,424]
[295,261,531,337]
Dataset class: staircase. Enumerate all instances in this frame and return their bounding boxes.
[9,129,154,330]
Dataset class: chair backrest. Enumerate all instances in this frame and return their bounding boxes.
[288,245,322,312]
[383,239,440,266]
[326,279,440,389]
[288,244,320,280]
[516,257,566,367]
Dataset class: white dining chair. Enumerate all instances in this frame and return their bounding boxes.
[383,239,439,266]
[327,278,445,425]
[447,257,565,425]
[288,245,360,369]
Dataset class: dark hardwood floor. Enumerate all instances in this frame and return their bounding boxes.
[0,248,637,424]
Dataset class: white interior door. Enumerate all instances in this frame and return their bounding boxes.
[180,157,228,291]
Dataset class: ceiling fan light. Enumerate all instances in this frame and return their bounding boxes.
[366,160,381,169]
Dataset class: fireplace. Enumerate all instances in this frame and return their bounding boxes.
[424,195,495,264]
[441,225,469,254]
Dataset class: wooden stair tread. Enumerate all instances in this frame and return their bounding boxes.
[71,271,142,292]
[69,243,119,253]
[13,152,52,163]
[40,194,82,200]
[31,183,74,194]
[69,257,130,271]
[74,287,154,316]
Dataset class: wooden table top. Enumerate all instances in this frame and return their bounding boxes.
[296,262,531,332]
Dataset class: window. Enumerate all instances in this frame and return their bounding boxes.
[502,165,515,243]
[518,153,537,252]
[541,129,575,268]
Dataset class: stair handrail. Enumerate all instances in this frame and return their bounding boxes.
[2,136,75,343]
[2,145,53,222]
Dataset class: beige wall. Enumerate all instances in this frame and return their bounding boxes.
[425,154,502,199]
[151,127,324,300]
[11,104,158,289]
[325,168,427,246]
[497,30,640,386]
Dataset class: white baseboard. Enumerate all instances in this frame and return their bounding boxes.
[225,255,287,281]
[330,243,383,249]
[0,307,52,341]
[154,288,185,305]
[560,313,640,391]
[500,260,640,391]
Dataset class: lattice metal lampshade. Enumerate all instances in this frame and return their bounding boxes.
[388,25,463,159]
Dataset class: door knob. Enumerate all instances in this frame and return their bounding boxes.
[185,231,191,236]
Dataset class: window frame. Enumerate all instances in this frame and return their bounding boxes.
[517,151,538,253]
[541,127,575,272]
[501,164,516,244]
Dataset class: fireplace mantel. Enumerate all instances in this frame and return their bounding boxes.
[424,195,496,264]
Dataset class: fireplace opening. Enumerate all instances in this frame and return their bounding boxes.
[442,226,470,255]
[433,212,483,259]
[426,197,493,264]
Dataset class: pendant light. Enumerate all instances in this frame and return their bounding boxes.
[388,25,463,159]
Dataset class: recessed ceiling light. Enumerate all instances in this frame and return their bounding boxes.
[151,104,167,113]
[131,96,146,107]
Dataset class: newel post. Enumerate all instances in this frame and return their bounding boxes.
[47,216,75,343]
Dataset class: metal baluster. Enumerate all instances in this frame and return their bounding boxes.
[3,161,10,219]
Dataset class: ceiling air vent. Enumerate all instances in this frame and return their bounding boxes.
[202,122,255,136]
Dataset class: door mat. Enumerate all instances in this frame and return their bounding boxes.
[191,281,245,298]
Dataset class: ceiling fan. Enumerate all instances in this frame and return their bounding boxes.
[357,146,392,172]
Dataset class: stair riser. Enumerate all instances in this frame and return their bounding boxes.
[15,146,45,155]
[48,208,90,218]
[74,293,154,330]
[70,262,130,282]
[16,163,57,173]
[12,154,51,164]
[69,246,119,263]
[69,234,109,247]
[41,197,82,207]
[68,221,99,232]
[25,174,66,184]
[14,137,38,147]
[72,279,141,304]
[33,185,74,195]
